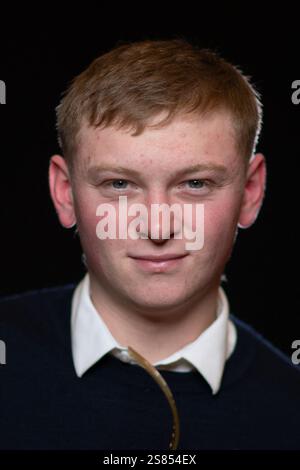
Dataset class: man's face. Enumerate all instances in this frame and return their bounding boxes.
[63,111,250,313]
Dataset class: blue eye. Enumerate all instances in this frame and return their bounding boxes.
[187,179,205,189]
[111,179,128,189]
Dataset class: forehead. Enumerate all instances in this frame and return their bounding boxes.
[76,111,240,175]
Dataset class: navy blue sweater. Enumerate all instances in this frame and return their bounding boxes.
[0,283,300,450]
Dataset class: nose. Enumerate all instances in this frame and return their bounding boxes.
[138,191,182,243]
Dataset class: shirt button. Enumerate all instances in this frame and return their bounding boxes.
[119,350,131,363]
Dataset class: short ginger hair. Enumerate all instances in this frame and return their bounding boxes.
[55,38,262,170]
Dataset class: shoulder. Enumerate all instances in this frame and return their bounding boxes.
[0,283,78,398]
[230,313,300,391]
[0,283,76,316]
[0,283,76,345]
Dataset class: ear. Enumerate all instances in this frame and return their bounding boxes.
[49,154,76,228]
[238,153,267,229]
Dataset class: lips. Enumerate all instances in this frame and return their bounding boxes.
[130,253,187,261]
[129,253,188,272]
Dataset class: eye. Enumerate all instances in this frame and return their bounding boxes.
[111,179,129,190]
[185,179,206,189]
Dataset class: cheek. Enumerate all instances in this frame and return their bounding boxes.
[75,201,127,263]
[77,210,98,245]
[73,190,98,235]
[204,200,240,249]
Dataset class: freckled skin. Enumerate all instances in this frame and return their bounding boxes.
[71,113,245,311]
[49,111,266,358]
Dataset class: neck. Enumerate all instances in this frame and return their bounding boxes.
[89,274,220,364]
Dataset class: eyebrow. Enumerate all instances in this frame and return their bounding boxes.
[86,163,229,180]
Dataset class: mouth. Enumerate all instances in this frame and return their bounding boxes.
[129,254,188,272]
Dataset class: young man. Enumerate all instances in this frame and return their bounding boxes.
[0,39,299,451]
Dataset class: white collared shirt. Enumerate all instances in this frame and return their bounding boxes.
[71,273,237,394]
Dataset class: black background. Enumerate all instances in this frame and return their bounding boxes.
[0,3,299,356]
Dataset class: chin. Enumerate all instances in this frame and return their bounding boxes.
[129,290,190,311]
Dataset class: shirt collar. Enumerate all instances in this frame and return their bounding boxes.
[71,273,237,394]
